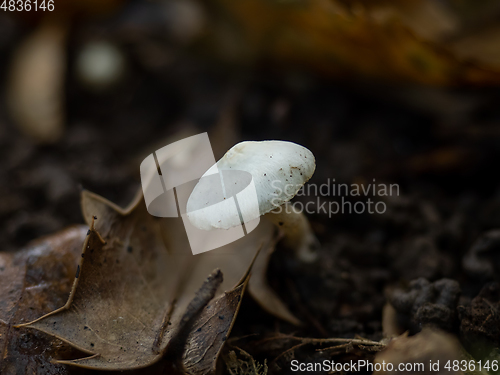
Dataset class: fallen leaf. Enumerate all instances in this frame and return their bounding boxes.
[19,195,194,370]
[17,188,299,371]
[0,226,88,374]
[83,189,300,326]
[155,269,252,375]
[245,232,301,326]
[180,272,250,374]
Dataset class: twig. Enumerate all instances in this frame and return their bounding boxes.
[256,334,383,347]
[263,334,385,367]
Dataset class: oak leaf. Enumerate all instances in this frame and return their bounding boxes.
[17,189,298,371]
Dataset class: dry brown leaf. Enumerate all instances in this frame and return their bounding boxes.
[17,188,298,371]
[157,269,252,375]
[83,189,300,326]
[0,226,88,374]
[19,193,197,370]
[180,273,250,374]
[182,282,246,374]
[8,21,66,143]
[246,233,300,326]
[154,201,300,326]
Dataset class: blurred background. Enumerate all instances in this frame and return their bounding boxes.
[3,0,500,372]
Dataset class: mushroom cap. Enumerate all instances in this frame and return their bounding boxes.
[186,140,315,230]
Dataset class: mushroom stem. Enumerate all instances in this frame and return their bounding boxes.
[265,201,319,262]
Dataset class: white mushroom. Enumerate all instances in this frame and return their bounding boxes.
[186,140,319,262]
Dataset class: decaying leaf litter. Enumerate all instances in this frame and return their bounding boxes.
[6,186,289,371]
